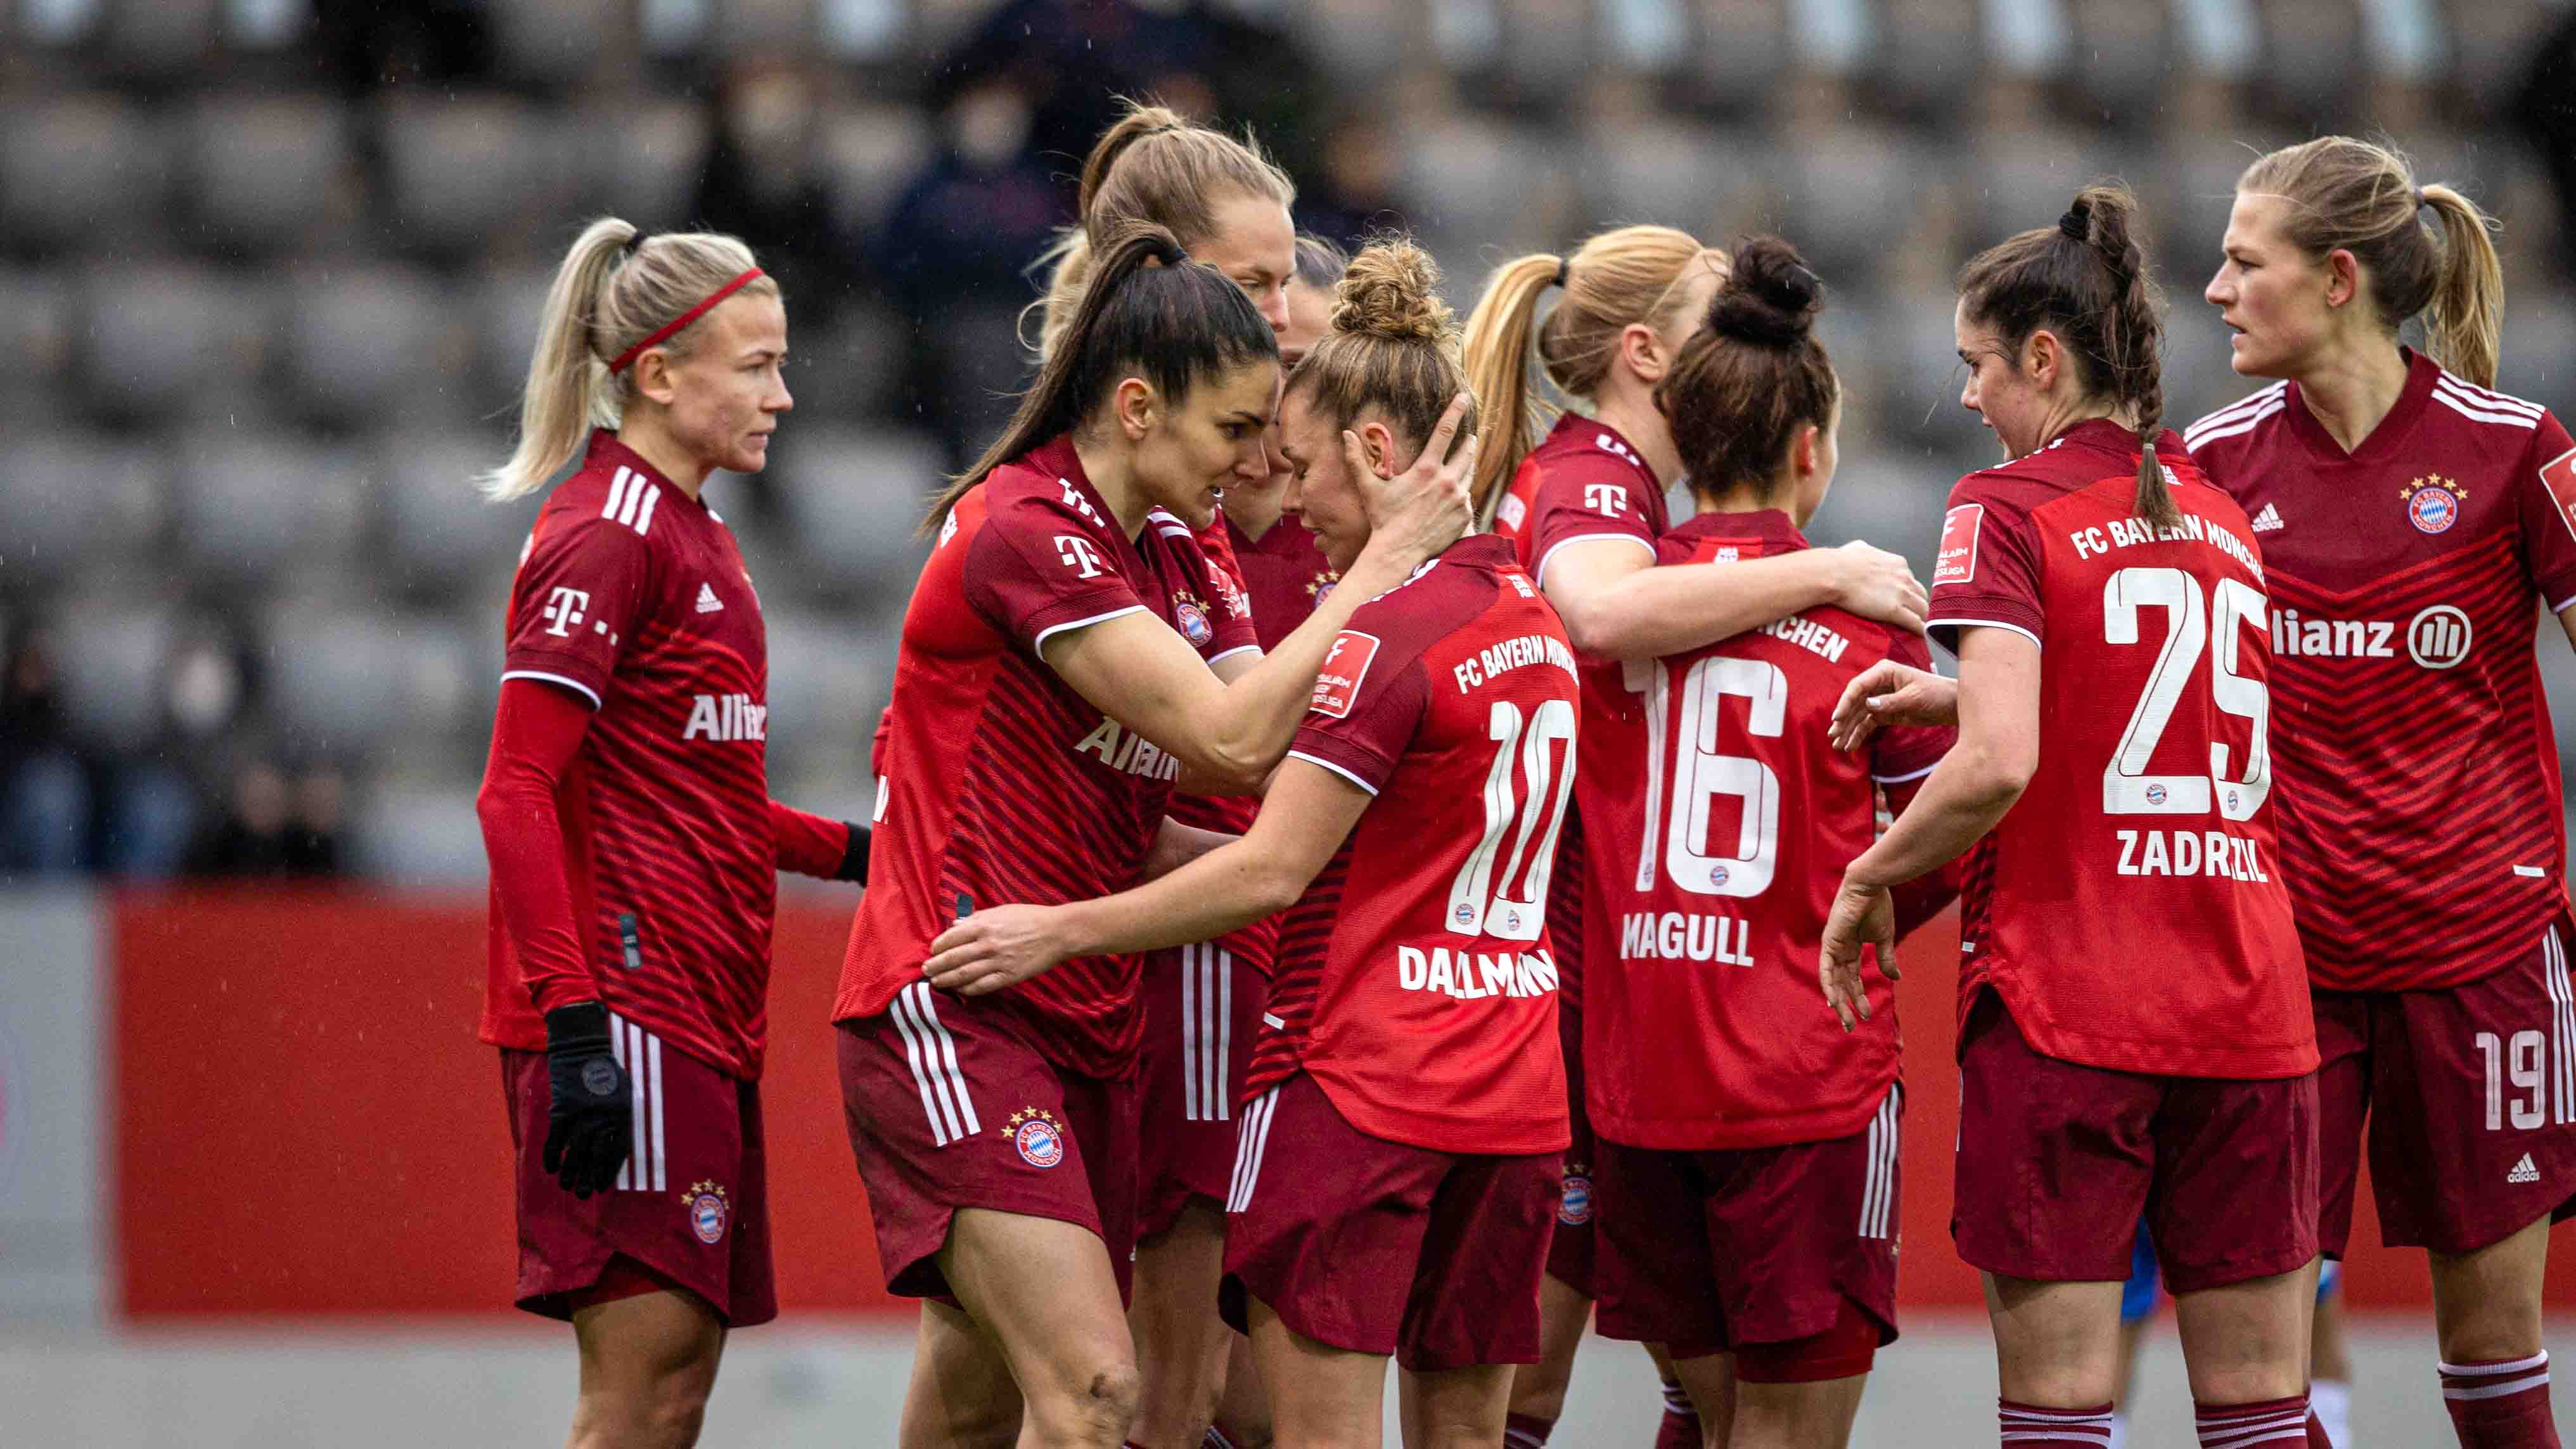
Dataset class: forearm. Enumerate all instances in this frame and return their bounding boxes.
[770,799,856,880]
[1059,839,1307,956]
[1563,550,1843,660]
[477,685,599,1012]
[1142,818,1237,882]
[1845,746,2025,889]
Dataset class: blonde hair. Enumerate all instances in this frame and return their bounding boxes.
[2238,136,2505,388]
[1288,235,1475,455]
[478,218,779,501]
[1028,100,1295,361]
[1461,225,1725,519]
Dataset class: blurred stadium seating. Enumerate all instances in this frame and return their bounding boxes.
[3,0,2576,885]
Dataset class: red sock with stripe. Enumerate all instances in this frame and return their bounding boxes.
[2001,1399,2114,1445]
[2193,1392,2317,1447]
[1655,1377,1701,1449]
[2443,1353,2561,1448]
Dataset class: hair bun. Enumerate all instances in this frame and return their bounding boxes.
[1703,235,1821,349]
[1330,238,1456,345]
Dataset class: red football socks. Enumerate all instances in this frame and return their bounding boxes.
[2001,1399,2115,1445]
[1655,1377,1701,1449]
[2192,1392,2316,1447]
[2443,1353,2561,1448]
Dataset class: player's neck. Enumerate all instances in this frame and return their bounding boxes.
[1224,486,1285,542]
[613,419,710,500]
[1069,434,1153,540]
[2292,340,2412,455]
[1589,386,1682,488]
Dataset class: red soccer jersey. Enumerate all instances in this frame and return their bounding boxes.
[831,436,1258,1079]
[478,432,781,1078]
[1491,414,1670,1015]
[1246,535,1577,1154]
[1582,510,1954,1150]
[1162,514,1274,971]
[1927,420,2314,1079]
[2184,351,2576,993]
[1224,509,1338,651]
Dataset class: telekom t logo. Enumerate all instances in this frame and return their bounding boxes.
[541,586,591,637]
[1585,484,1627,517]
[1055,536,1106,579]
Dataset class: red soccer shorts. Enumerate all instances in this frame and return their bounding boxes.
[1219,1071,1560,1371]
[1592,1087,1900,1370]
[1547,993,1599,1298]
[1136,940,1265,1240]
[500,1018,776,1328]
[2316,911,2576,1257]
[1952,991,2318,1294]
[836,982,1138,1301]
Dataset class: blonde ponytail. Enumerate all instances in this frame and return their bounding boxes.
[478,219,778,502]
[1460,252,1561,522]
[2419,183,2504,389]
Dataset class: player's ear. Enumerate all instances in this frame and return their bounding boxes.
[1790,422,1819,482]
[2022,329,2060,392]
[631,349,679,408]
[1619,320,1669,384]
[1359,420,1399,479]
[1113,377,1157,441]
[2323,248,2362,311]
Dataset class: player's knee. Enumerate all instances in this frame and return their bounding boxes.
[641,1384,712,1449]
[1025,1355,1142,1448]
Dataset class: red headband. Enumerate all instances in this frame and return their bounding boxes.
[606,268,766,375]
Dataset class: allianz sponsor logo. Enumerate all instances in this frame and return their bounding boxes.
[2271,604,2472,669]
[1073,717,1182,782]
[682,692,766,742]
[1396,944,1560,1000]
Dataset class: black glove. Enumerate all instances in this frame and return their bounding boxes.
[836,821,871,883]
[542,1002,632,1199]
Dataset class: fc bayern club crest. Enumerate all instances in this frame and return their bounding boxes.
[1006,1107,1067,1169]
[1558,1169,1594,1226]
[683,1180,731,1244]
[2400,473,2466,534]
[1173,595,1214,647]
[1307,570,1338,605]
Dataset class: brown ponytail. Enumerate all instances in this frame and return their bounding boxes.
[1026,100,1297,361]
[1958,183,2175,528]
[928,224,1278,532]
[1459,226,1725,522]
[2238,138,2504,389]
[1656,236,1839,507]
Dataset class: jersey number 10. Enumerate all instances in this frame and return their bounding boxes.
[2101,565,2271,821]
[1447,698,1579,942]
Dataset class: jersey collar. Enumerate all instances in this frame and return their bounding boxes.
[1667,506,1805,555]
[2279,347,2437,466]
[586,429,708,515]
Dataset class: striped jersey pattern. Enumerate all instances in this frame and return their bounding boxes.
[480,431,779,1080]
[2186,353,2576,992]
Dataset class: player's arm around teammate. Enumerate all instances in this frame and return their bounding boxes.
[930,239,1574,1449]
[2196,138,2575,1449]
[472,221,832,1449]
[1824,187,2328,1449]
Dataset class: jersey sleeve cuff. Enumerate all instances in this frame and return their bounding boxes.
[1205,643,1260,667]
[1028,601,1150,654]
[1925,610,2044,653]
[499,665,605,709]
[1285,749,1382,797]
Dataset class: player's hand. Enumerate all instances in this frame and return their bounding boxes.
[1828,660,1959,751]
[541,1001,633,1199]
[1819,875,1899,1033]
[924,905,1074,996]
[1350,391,1476,574]
[1826,541,1928,636]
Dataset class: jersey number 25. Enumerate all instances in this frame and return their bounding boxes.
[2101,565,2271,821]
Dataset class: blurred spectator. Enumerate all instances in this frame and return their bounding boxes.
[1,622,94,874]
[1295,112,1407,251]
[311,0,496,95]
[186,758,345,879]
[2513,6,2576,272]
[694,61,854,323]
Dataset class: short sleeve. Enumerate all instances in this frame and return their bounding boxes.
[1286,626,1430,796]
[962,484,1151,655]
[1925,475,2046,654]
[1869,629,1956,783]
[501,512,653,707]
[2517,411,2576,612]
[1524,460,1660,589]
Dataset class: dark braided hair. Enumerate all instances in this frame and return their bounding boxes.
[1957,183,2174,528]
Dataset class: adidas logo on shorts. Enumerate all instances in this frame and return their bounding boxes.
[2250,502,2284,532]
[2510,1153,2541,1184]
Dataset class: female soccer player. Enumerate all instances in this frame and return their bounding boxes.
[1581,236,1957,1449]
[834,225,1472,1449]
[474,220,868,1449]
[1821,186,2326,1449]
[1462,224,1928,1449]
[925,237,1572,1449]
[2188,136,2576,1449]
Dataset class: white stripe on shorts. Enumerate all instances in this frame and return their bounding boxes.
[1182,944,1203,1122]
[1184,946,1233,1123]
[892,982,980,1147]
[1859,1086,1900,1239]
[1227,1085,1281,1213]
[2547,927,2575,1126]
[607,1012,663,1193]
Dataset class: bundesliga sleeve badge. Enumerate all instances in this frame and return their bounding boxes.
[2399,473,2465,534]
